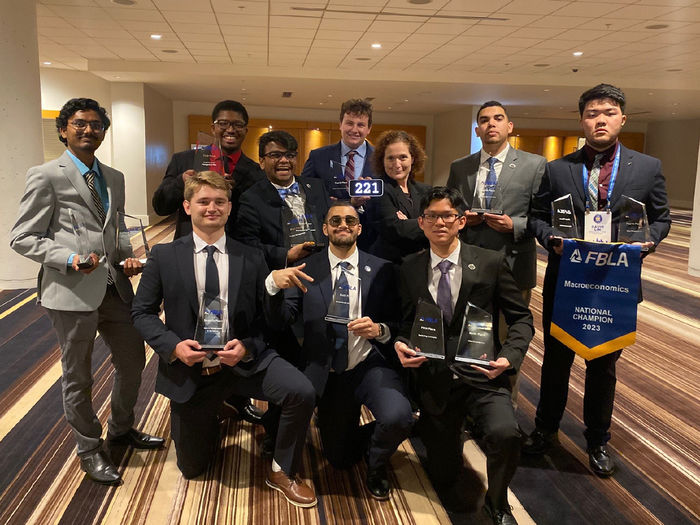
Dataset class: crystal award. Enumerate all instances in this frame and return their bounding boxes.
[195,294,229,350]
[551,194,579,238]
[454,302,495,369]
[617,195,651,248]
[116,211,150,266]
[409,299,446,360]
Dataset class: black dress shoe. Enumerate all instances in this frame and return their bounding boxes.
[522,429,558,455]
[108,428,165,449]
[366,466,391,500]
[80,449,122,485]
[484,502,518,525]
[222,399,265,425]
[588,445,615,477]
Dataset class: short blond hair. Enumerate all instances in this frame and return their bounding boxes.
[184,171,232,201]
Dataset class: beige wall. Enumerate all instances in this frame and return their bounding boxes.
[144,85,173,222]
[431,106,475,186]
[645,118,700,210]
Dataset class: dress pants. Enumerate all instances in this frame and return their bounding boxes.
[45,285,146,456]
[418,380,520,511]
[170,356,315,479]
[316,351,414,471]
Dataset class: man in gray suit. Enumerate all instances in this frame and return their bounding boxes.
[10,98,163,486]
[447,101,545,404]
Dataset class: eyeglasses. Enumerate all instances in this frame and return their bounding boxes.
[213,119,247,130]
[262,151,298,160]
[327,215,360,227]
[421,213,462,224]
[69,119,105,132]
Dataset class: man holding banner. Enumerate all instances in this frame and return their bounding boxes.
[524,84,671,477]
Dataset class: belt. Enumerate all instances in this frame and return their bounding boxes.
[201,364,222,376]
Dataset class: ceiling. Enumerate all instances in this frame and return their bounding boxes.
[36,0,700,121]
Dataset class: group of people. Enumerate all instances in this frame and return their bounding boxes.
[9,83,669,525]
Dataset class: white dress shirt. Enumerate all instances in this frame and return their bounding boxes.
[428,242,462,315]
[271,177,307,221]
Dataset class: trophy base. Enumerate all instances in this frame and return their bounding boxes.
[454,357,495,369]
[471,208,503,215]
[414,352,446,360]
[324,315,351,325]
[119,258,148,266]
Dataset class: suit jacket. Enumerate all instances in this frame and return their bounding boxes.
[131,234,276,404]
[447,148,546,290]
[269,248,399,396]
[235,176,331,270]
[368,178,431,263]
[10,150,134,311]
[398,242,533,415]
[528,143,671,308]
[152,148,264,239]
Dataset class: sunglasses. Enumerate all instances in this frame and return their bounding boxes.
[327,215,360,227]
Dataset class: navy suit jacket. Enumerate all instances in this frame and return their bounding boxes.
[269,248,399,396]
[235,176,331,270]
[132,234,276,403]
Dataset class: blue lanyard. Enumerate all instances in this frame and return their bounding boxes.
[582,144,620,211]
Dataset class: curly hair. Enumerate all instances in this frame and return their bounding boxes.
[372,130,426,182]
[340,99,373,126]
[55,98,110,145]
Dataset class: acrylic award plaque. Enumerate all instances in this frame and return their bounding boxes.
[454,302,495,369]
[68,209,92,269]
[195,294,228,351]
[409,299,446,360]
[117,211,150,266]
[324,275,360,324]
[471,179,503,215]
[329,159,351,198]
[617,195,651,250]
[193,131,224,175]
[282,206,318,248]
[551,193,579,238]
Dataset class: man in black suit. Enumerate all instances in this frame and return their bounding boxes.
[132,172,317,508]
[524,84,671,477]
[152,99,264,239]
[301,98,377,250]
[267,202,414,500]
[394,187,533,525]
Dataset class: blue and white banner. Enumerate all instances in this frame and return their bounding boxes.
[551,239,642,360]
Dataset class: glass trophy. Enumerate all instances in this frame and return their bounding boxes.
[282,207,318,248]
[195,294,228,352]
[325,275,360,324]
[454,302,495,369]
[329,159,351,198]
[116,211,150,266]
[617,195,651,249]
[551,194,579,238]
[68,210,92,269]
[471,179,503,215]
[409,299,446,360]
[193,131,224,175]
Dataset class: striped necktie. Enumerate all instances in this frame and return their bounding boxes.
[84,170,112,284]
[344,151,356,182]
[588,153,603,211]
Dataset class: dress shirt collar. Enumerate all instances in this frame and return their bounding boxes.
[479,143,510,166]
[66,149,101,177]
[341,140,367,159]
[430,242,461,270]
[270,176,298,191]
[583,141,617,163]
[328,246,359,273]
[192,231,227,254]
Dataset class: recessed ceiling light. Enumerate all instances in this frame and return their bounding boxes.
[241,87,247,91]
[673,102,679,106]
[645,23,669,30]
[387,106,392,110]
[572,51,583,56]
[403,99,409,102]
[115,75,121,79]
[371,43,382,49]
[111,0,136,4]
[534,63,549,67]
[648,92,654,95]
[150,34,162,40]
[327,94,333,98]
[355,57,371,61]
[162,49,178,53]
[409,0,432,4]
[319,102,324,105]
[666,68,682,72]
[543,88,550,92]
[42,61,52,65]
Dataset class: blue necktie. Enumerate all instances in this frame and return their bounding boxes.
[205,245,219,302]
[485,157,498,208]
[436,259,453,324]
[331,261,352,372]
[277,182,300,199]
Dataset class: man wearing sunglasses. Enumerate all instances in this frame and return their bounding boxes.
[266,202,413,500]
[153,100,264,239]
[394,187,533,524]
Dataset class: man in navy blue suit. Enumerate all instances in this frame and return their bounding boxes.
[267,202,414,500]
[301,99,378,249]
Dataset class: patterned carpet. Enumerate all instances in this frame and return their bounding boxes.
[0,212,697,525]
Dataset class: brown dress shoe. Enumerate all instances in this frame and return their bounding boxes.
[266,470,317,508]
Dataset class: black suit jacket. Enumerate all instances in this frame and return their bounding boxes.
[528,143,671,312]
[132,234,276,403]
[368,178,431,263]
[398,242,533,415]
[152,149,264,239]
[235,176,331,270]
[269,248,399,396]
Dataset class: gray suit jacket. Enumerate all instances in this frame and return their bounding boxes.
[447,147,546,290]
[11,150,134,311]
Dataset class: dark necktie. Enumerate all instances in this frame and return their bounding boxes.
[485,157,498,208]
[205,245,220,302]
[331,261,352,373]
[588,153,604,210]
[277,182,300,199]
[85,170,112,285]
[344,151,356,182]
[436,259,453,324]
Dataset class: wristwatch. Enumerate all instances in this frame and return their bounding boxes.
[377,323,386,339]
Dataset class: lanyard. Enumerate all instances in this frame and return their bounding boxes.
[582,144,620,211]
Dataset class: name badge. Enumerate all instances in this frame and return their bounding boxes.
[584,210,612,242]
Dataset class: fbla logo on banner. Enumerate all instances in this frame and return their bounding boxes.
[551,239,642,360]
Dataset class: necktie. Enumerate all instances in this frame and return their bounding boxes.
[205,245,220,302]
[588,153,603,211]
[436,260,453,324]
[344,151,356,182]
[331,261,352,373]
[85,170,112,285]
[485,157,498,208]
[277,182,300,199]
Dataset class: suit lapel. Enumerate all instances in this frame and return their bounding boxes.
[609,144,632,209]
[358,251,373,315]
[98,161,116,229]
[226,237,242,319]
[464,154,481,206]
[314,250,333,309]
[175,235,199,316]
[60,151,104,225]
[453,243,476,329]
